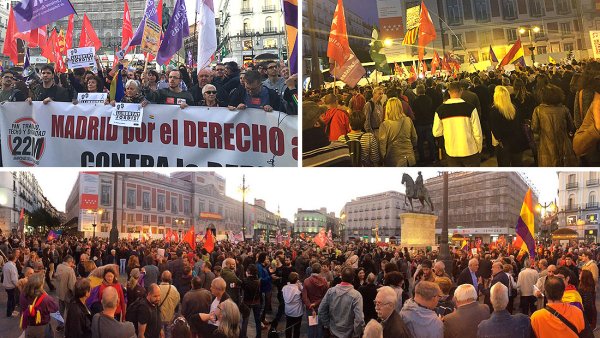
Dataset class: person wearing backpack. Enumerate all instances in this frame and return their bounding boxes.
[338,111,380,167]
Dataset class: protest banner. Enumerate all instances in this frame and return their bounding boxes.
[590,31,600,59]
[110,102,144,127]
[141,19,162,55]
[77,92,108,105]
[67,47,96,69]
[377,0,403,39]
[0,103,298,167]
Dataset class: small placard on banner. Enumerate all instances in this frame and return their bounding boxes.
[110,102,144,127]
[66,47,96,69]
[77,92,108,105]
[141,20,162,55]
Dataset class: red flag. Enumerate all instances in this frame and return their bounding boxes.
[58,29,67,55]
[121,0,133,51]
[183,229,196,250]
[17,208,25,236]
[431,51,440,74]
[327,0,351,67]
[53,30,66,73]
[313,229,327,248]
[41,29,57,63]
[408,62,417,83]
[2,7,18,64]
[65,14,74,50]
[203,230,215,253]
[173,230,179,243]
[418,1,436,60]
[79,14,102,51]
[14,25,47,49]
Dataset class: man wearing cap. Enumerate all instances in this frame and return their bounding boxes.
[432,81,483,166]
[302,101,352,167]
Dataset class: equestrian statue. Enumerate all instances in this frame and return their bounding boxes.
[401,172,434,213]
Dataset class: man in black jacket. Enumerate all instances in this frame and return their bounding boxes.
[483,261,510,312]
[29,65,70,103]
[456,258,482,295]
[65,278,92,338]
[375,286,411,338]
[227,70,284,113]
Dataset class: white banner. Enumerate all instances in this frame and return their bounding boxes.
[110,103,144,128]
[0,103,298,167]
[67,47,96,69]
[77,92,108,105]
[376,0,402,18]
[79,172,99,232]
[590,31,600,59]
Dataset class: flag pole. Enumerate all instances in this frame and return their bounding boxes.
[333,61,337,96]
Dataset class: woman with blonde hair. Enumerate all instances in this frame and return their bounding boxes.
[378,97,417,166]
[213,299,240,338]
[489,85,529,166]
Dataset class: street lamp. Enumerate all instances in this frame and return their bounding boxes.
[238,175,249,241]
[383,39,393,47]
[518,26,540,64]
[88,209,103,238]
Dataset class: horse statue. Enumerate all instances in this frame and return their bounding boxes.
[401,172,434,213]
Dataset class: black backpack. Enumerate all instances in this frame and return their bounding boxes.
[344,133,364,167]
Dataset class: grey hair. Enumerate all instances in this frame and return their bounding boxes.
[454,284,477,303]
[468,258,479,268]
[490,282,509,311]
[376,286,398,307]
[216,299,240,338]
[363,319,383,338]
[415,281,441,301]
[101,286,119,309]
[202,84,217,94]
[125,79,140,89]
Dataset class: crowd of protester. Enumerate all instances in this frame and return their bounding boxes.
[0,59,298,115]
[1,231,599,338]
[303,60,600,167]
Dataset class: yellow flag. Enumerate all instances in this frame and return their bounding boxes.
[549,56,557,64]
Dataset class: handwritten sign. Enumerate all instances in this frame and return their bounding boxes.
[66,47,96,69]
[110,102,144,127]
[141,20,162,55]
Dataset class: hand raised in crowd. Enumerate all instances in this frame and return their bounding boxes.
[262,105,273,112]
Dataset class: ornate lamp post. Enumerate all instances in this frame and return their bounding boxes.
[239,175,249,241]
[518,26,540,64]
[88,209,103,238]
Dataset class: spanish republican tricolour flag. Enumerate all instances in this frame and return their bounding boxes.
[515,188,536,258]
[498,39,525,68]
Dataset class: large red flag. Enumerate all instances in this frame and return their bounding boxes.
[79,14,102,51]
[2,7,18,64]
[408,62,417,83]
[327,0,350,67]
[203,230,215,253]
[418,1,436,61]
[65,14,74,50]
[42,29,57,63]
[57,29,67,55]
[183,229,196,250]
[431,51,440,74]
[53,30,66,73]
[121,0,133,51]
[14,25,47,49]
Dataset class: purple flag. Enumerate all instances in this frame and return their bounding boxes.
[13,0,75,32]
[156,0,188,65]
[130,0,159,46]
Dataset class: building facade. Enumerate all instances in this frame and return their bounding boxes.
[0,172,59,234]
[216,0,287,67]
[294,207,338,237]
[557,172,600,243]
[65,172,280,240]
[341,191,410,243]
[425,172,537,243]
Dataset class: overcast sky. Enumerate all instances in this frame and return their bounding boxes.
[31,169,560,220]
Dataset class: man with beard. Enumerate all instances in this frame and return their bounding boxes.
[227,70,283,113]
[29,65,70,103]
[147,69,194,109]
[133,284,162,338]
[483,261,510,312]
[0,71,26,102]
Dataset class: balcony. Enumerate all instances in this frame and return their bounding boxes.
[239,29,255,37]
[241,6,253,14]
[566,182,579,190]
[263,27,279,35]
[586,202,599,209]
[587,179,599,187]
[263,5,277,12]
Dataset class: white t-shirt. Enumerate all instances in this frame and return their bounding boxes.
[209,297,220,326]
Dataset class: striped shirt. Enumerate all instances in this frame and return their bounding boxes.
[338,131,380,166]
[303,141,352,167]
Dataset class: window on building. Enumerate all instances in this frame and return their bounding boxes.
[209,202,215,213]
[264,38,277,48]
[171,197,178,213]
[568,174,576,184]
[563,42,573,51]
[100,180,111,206]
[127,214,134,223]
[452,34,463,48]
[243,19,250,34]
[242,0,250,10]
[101,211,109,223]
[479,30,492,45]
[529,0,544,16]
[591,172,597,180]
[502,0,518,19]
[589,192,597,204]
[184,200,190,215]
[157,195,165,212]
[127,189,136,208]
[568,194,576,209]
[142,191,150,210]
[556,0,570,14]
[506,28,518,41]
[265,17,273,31]
[537,45,547,54]
[474,0,490,22]
[143,215,149,224]
[158,216,164,225]
[560,22,571,34]
[447,0,463,25]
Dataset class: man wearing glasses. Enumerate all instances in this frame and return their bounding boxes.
[262,62,287,98]
[0,71,26,102]
[228,70,284,113]
[374,286,411,338]
[399,281,444,337]
[147,70,194,109]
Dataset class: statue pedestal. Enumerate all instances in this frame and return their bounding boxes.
[400,213,438,248]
